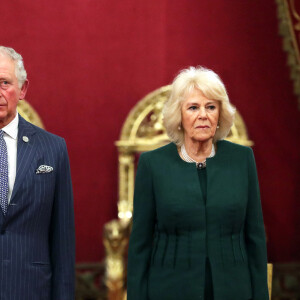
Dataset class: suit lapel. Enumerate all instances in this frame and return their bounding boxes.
[10,115,37,203]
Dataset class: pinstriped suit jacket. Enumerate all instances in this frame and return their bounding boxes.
[0,115,75,300]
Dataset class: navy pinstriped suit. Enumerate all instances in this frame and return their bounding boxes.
[0,115,75,300]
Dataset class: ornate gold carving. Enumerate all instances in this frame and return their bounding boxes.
[17,100,44,128]
[276,0,300,108]
[116,86,171,153]
[103,220,130,300]
[267,263,273,300]
[290,0,300,33]
[118,154,134,222]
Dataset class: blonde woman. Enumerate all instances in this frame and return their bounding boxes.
[127,67,269,300]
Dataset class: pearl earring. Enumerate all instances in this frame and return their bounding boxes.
[178,125,181,130]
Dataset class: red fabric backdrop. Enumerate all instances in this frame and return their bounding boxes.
[2,0,299,263]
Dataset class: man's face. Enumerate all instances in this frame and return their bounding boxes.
[0,54,28,128]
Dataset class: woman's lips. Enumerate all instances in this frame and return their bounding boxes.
[196,125,209,128]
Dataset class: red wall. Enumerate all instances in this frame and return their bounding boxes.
[2,0,299,263]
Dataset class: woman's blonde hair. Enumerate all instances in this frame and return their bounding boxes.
[163,66,236,145]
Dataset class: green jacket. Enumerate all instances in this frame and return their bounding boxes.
[127,141,269,300]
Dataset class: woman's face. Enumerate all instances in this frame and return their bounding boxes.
[181,88,220,144]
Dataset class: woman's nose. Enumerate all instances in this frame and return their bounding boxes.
[198,107,207,119]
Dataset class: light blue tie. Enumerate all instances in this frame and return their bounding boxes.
[0,130,8,215]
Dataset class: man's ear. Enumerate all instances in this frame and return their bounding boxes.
[19,79,29,100]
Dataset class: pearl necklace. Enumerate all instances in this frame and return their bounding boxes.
[180,143,215,169]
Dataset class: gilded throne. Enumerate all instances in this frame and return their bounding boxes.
[103,85,272,300]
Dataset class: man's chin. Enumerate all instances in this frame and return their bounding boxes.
[0,113,15,127]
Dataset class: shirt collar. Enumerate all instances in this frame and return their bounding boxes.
[2,113,19,140]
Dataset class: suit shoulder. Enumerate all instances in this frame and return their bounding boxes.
[140,143,177,161]
[25,120,65,144]
[217,139,252,155]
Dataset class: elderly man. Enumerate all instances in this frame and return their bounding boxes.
[0,46,75,299]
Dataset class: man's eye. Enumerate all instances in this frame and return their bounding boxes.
[0,81,9,89]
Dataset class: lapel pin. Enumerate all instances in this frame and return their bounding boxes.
[22,136,29,143]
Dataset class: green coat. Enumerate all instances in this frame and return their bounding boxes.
[127,141,269,300]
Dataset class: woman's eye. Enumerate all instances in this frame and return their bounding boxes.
[207,105,216,110]
[188,106,198,110]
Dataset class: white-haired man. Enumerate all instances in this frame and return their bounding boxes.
[0,46,75,300]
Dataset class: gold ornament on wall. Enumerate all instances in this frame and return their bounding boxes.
[17,100,44,129]
[276,0,300,108]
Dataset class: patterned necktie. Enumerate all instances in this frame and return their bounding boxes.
[0,130,8,215]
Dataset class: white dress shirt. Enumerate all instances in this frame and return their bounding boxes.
[2,113,18,204]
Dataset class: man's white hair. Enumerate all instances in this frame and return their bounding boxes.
[0,46,27,88]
